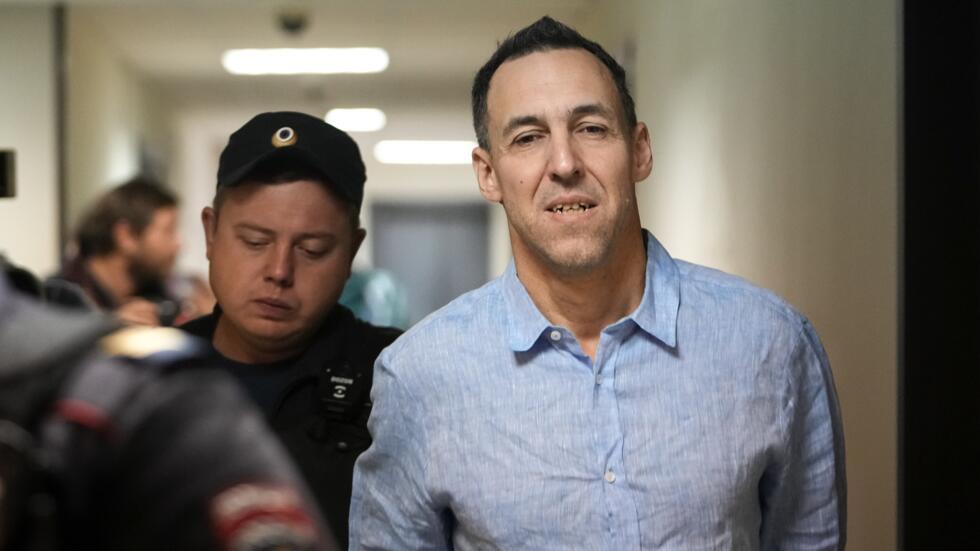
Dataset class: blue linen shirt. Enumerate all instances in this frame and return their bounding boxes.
[349,231,846,550]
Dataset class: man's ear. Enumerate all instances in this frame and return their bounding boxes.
[113,220,139,255]
[472,146,502,203]
[351,227,367,264]
[631,122,653,183]
[201,206,217,261]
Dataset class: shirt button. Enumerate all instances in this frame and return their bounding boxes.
[604,469,616,483]
[595,374,603,386]
[549,330,562,341]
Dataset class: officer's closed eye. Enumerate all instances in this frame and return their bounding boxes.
[298,245,329,259]
[296,237,336,259]
[238,236,270,249]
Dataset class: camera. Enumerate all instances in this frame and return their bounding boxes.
[277,10,309,36]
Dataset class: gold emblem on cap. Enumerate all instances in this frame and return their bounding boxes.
[272,126,297,147]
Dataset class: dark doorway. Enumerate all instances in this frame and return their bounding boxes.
[372,202,490,325]
[901,2,980,549]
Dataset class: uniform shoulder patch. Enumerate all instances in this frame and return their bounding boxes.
[210,483,319,550]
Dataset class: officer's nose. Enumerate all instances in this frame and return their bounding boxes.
[265,243,294,288]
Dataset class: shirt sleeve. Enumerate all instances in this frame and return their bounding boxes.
[759,319,847,550]
[349,348,452,550]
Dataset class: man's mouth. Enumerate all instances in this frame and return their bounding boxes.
[255,298,291,311]
[548,202,594,214]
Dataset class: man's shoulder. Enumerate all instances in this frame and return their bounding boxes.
[382,277,503,359]
[674,259,808,333]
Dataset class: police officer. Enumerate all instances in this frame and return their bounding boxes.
[0,258,337,550]
[181,112,401,548]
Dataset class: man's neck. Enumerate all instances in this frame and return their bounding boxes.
[84,254,133,304]
[515,230,647,360]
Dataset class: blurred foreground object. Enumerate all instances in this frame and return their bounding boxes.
[0,271,337,550]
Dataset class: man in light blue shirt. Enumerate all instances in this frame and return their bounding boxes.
[349,16,845,550]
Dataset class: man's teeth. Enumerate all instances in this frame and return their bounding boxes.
[550,203,592,213]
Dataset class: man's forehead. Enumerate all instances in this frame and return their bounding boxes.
[151,206,177,220]
[216,182,351,231]
[486,48,620,125]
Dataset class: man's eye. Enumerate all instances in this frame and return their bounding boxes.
[241,238,267,249]
[514,133,541,146]
[580,124,606,135]
[299,245,329,258]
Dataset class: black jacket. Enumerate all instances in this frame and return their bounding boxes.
[0,277,334,551]
[181,305,401,548]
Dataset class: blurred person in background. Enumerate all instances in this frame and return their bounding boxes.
[339,268,409,329]
[45,176,210,326]
[181,111,401,548]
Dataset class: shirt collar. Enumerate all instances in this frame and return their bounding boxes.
[502,261,554,351]
[630,230,679,348]
[501,229,680,351]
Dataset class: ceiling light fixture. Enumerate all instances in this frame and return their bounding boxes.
[373,140,478,165]
[325,108,387,132]
[221,48,389,75]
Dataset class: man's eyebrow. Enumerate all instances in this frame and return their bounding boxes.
[500,104,617,138]
[569,103,616,120]
[295,232,336,242]
[234,223,335,241]
[501,114,544,138]
[233,223,274,235]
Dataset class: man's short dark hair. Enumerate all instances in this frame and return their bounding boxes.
[212,156,361,231]
[471,16,638,150]
[76,177,177,258]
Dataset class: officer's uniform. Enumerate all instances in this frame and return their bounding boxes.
[0,275,337,551]
[181,305,400,548]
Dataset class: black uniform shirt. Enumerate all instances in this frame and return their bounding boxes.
[181,305,401,549]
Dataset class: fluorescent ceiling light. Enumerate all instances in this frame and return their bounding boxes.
[326,108,387,132]
[222,48,389,75]
[374,140,478,165]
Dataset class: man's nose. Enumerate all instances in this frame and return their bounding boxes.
[265,243,294,287]
[547,132,583,184]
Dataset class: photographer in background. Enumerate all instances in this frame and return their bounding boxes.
[46,177,189,325]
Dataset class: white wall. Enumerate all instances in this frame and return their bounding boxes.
[0,6,59,276]
[66,9,172,232]
[590,1,899,549]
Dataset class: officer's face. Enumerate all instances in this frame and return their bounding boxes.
[202,180,364,363]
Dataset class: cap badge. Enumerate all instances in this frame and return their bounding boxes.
[272,126,297,147]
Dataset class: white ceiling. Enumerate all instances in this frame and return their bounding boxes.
[43,0,599,106]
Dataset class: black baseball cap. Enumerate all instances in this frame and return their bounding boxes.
[216,111,366,209]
